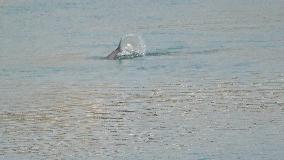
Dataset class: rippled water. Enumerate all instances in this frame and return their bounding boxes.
[1,0,284,159]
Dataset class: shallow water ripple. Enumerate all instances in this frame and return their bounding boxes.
[1,74,283,159]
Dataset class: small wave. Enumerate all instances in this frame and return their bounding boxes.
[189,48,233,55]
[145,45,185,57]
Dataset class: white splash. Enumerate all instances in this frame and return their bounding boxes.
[117,34,146,58]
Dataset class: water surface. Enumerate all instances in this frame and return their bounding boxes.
[1,0,284,159]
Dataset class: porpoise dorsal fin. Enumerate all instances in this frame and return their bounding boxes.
[106,38,122,60]
[118,38,122,50]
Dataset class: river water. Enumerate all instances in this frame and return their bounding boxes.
[1,0,284,159]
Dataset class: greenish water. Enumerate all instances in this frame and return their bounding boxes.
[1,0,284,159]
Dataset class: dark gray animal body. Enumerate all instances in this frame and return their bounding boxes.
[106,39,122,60]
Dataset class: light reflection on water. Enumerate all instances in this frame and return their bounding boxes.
[1,0,284,159]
